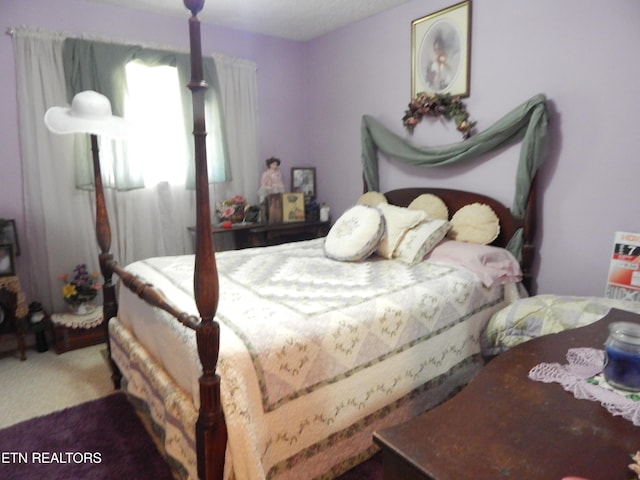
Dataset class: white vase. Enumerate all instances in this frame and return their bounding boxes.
[68,302,96,315]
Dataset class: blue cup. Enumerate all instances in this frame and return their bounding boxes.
[604,321,640,391]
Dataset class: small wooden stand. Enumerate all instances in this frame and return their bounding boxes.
[52,309,105,354]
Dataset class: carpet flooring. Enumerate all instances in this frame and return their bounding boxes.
[0,393,174,480]
[0,392,382,479]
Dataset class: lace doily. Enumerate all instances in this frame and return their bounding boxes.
[51,310,103,329]
[529,347,640,426]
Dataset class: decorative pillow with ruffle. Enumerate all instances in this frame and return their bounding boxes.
[448,203,500,245]
[324,205,386,261]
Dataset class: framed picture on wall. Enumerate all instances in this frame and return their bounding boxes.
[0,244,16,277]
[291,167,316,198]
[282,193,305,223]
[0,219,20,256]
[411,0,471,98]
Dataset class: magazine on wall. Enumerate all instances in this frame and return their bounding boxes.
[605,231,640,301]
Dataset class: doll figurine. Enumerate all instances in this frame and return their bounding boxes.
[258,157,285,201]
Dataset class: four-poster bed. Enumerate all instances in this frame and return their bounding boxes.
[54,2,548,480]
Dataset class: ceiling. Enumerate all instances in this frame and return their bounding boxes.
[80,0,414,41]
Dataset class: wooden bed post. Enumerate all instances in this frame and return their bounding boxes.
[90,133,122,389]
[183,1,227,479]
[521,175,538,294]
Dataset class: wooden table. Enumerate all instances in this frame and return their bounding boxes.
[51,309,105,354]
[374,308,640,480]
[190,220,330,249]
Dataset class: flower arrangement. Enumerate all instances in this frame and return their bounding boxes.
[402,92,476,139]
[216,195,247,223]
[60,264,102,307]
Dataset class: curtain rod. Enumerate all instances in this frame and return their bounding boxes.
[6,26,191,54]
[7,26,257,69]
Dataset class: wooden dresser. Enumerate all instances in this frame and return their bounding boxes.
[374,308,640,480]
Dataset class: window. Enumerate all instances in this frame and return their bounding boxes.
[121,61,227,187]
[124,61,189,187]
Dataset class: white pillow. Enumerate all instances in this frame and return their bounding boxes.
[376,203,427,259]
[408,194,449,220]
[324,205,385,261]
[395,219,451,265]
[448,203,500,245]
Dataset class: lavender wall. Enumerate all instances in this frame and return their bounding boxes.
[2,0,639,299]
[305,0,640,296]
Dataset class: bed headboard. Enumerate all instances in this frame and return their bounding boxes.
[382,184,537,292]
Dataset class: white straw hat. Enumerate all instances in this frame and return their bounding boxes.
[44,90,128,138]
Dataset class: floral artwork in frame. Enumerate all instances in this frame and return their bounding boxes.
[411,0,471,98]
[282,193,305,223]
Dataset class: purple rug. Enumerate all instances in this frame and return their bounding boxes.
[0,393,173,480]
[0,392,381,479]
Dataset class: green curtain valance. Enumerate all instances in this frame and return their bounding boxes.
[361,93,549,220]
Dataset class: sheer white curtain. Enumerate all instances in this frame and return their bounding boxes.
[12,31,261,311]
[212,53,260,205]
[12,28,99,313]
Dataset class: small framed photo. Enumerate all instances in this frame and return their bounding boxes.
[291,167,316,198]
[0,219,20,256]
[411,0,471,98]
[0,244,16,277]
[282,193,305,223]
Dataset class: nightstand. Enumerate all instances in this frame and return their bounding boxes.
[51,308,106,354]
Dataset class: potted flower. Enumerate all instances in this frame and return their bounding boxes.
[59,264,102,315]
[216,195,247,224]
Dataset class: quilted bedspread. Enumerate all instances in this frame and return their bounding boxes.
[115,238,522,480]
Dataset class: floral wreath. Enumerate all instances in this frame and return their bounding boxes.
[402,92,476,139]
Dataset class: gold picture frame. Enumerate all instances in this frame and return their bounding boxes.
[282,193,305,223]
[411,0,471,98]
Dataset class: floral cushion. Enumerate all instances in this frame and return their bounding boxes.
[324,205,385,261]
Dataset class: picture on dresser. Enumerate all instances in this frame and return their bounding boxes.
[0,244,16,277]
[282,193,305,222]
[291,167,316,198]
[0,219,19,256]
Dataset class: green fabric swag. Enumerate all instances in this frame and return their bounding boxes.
[361,93,549,260]
[62,38,230,191]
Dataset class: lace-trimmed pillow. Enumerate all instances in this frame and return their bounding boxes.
[376,203,427,259]
[448,203,500,245]
[395,219,451,265]
[357,191,388,207]
[408,194,449,220]
[324,205,385,261]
